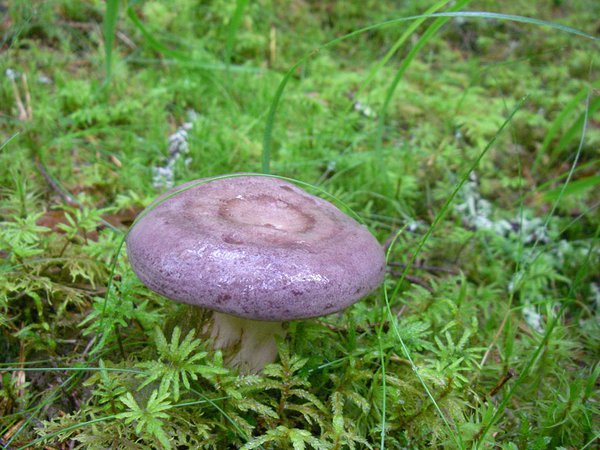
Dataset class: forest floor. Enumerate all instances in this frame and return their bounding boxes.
[1,0,599,448]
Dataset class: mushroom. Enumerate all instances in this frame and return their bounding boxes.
[126,174,386,373]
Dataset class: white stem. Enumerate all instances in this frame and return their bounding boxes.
[205,312,286,373]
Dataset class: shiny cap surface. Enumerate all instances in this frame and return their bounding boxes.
[126,175,386,321]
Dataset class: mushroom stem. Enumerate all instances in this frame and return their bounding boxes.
[204,312,287,373]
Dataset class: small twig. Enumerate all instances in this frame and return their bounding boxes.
[383,233,398,250]
[8,74,27,120]
[116,30,136,49]
[388,261,459,275]
[58,20,95,29]
[481,309,511,367]
[115,324,127,359]
[0,438,15,450]
[390,353,412,366]
[1,419,24,449]
[269,25,277,67]
[486,368,516,398]
[80,336,97,360]
[315,320,339,332]
[59,20,135,49]
[388,269,433,292]
[34,156,78,206]
[21,73,32,120]
[316,163,335,185]
[473,368,517,443]
[12,343,26,404]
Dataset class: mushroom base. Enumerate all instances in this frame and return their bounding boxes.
[204,312,287,373]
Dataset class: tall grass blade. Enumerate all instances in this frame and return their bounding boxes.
[378,226,407,450]
[532,79,600,171]
[16,394,231,449]
[103,0,119,83]
[476,227,599,448]
[16,415,119,450]
[542,174,600,201]
[374,0,471,183]
[126,6,189,61]
[225,0,249,68]
[475,87,594,447]
[353,0,454,101]
[383,97,527,450]
[436,11,599,40]
[6,372,81,447]
[126,6,255,76]
[261,11,596,174]
[0,132,20,151]
[533,159,599,194]
[528,88,592,255]
[550,95,600,159]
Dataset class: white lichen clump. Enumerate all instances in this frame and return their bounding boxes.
[5,68,18,80]
[152,110,198,189]
[455,173,549,244]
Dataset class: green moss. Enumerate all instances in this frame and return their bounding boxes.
[0,0,598,448]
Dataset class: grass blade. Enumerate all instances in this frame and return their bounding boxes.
[550,95,600,159]
[475,86,594,447]
[437,11,599,40]
[125,6,256,77]
[374,0,471,184]
[225,0,249,68]
[103,0,119,83]
[126,6,189,61]
[16,415,118,450]
[0,132,20,151]
[261,10,596,174]
[542,174,600,201]
[353,0,453,101]
[383,97,527,450]
[532,79,600,171]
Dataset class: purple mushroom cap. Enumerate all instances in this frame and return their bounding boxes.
[126,175,386,321]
